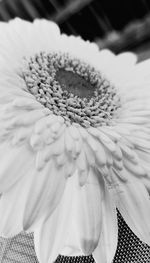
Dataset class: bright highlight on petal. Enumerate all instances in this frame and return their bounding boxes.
[0,18,150,263]
[93,173,118,263]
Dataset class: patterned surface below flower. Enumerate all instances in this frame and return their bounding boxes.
[0,212,149,263]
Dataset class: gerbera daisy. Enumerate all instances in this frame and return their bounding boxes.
[0,18,150,263]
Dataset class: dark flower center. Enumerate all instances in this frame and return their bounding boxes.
[56,69,96,99]
[23,52,120,128]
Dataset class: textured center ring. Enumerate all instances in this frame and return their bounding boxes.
[23,52,121,128]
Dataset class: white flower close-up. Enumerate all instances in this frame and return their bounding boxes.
[0,18,150,263]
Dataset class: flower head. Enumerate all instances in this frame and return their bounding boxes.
[0,18,150,263]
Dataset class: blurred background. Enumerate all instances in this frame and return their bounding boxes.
[0,0,150,61]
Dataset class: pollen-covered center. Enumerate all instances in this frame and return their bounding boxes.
[23,52,120,128]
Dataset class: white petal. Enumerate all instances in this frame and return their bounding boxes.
[94,143,107,168]
[76,150,88,183]
[133,148,150,193]
[34,169,102,262]
[0,160,66,237]
[0,163,35,237]
[0,143,33,192]
[0,19,32,67]
[75,168,102,254]
[64,128,75,155]
[123,155,147,177]
[93,173,118,263]
[115,52,137,66]
[126,58,150,84]
[115,173,150,245]
[24,161,66,231]
[101,52,137,85]
[83,143,95,167]
[32,19,61,52]
[34,171,78,263]
[0,18,61,67]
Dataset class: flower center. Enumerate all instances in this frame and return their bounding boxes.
[23,52,120,128]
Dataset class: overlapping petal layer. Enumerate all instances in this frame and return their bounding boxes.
[0,147,66,237]
[34,169,103,263]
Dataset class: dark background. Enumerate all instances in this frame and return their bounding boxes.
[0,0,150,59]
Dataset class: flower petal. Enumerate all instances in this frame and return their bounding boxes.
[0,143,34,192]
[100,52,137,85]
[34,171,78,263]
[34,169,102,262]
[135,148,150,193]
[115,170,150,245]
[75,168,102,254]
[93,172,118,263]
[0,18,61,68]
[23,161,66,231]
[0,160,66,237]
[0,168,34,237]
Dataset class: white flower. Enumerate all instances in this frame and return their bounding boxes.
[0,18,150,263]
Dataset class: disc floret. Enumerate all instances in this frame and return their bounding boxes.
[23,52,120,128]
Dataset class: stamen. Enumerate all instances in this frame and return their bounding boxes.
[22,52,120,128]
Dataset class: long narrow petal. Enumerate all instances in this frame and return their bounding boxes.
[93,173,118,263]
[75,168,102,254]
[135,148,150,193]
[24,161,66,231]
[115,170,150,245]
[34,172,77,263]
[0,160,66,237]
[0,143,34,192]
[34,169,102,263]
[0,170,33,237]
